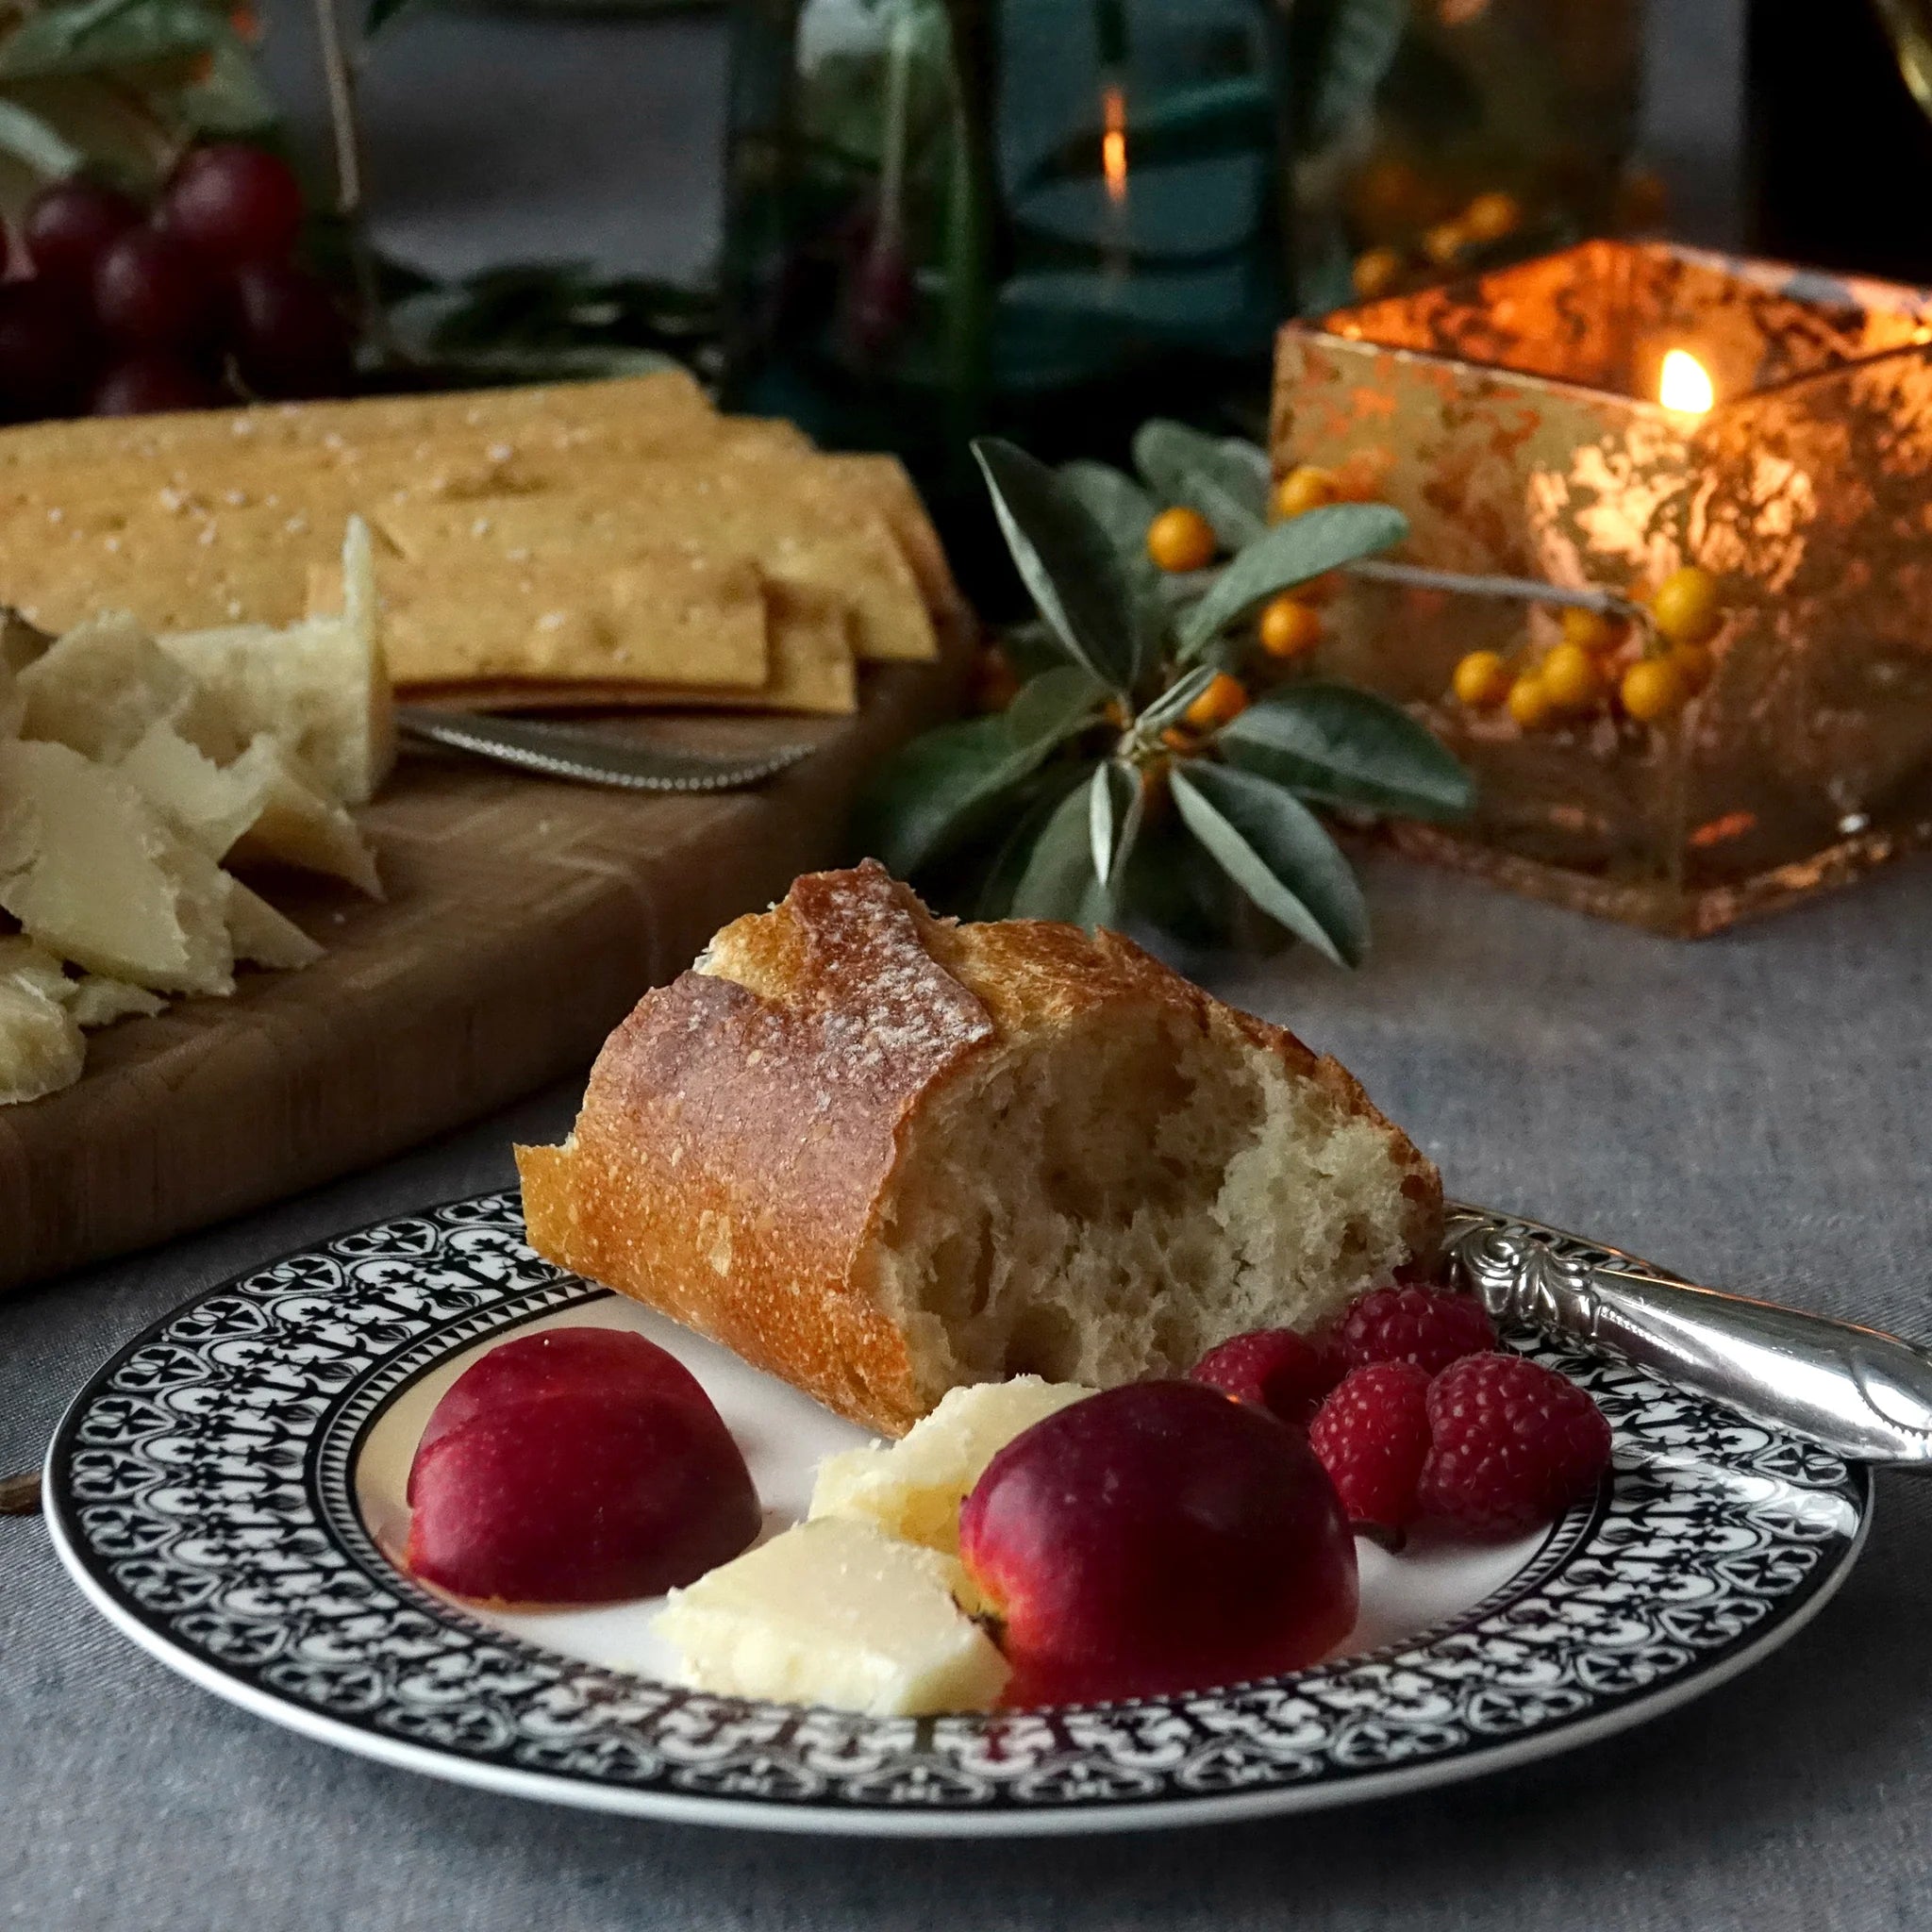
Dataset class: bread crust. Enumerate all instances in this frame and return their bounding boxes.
[518,861,1441,1434]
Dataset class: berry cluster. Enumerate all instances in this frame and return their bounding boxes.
[1351,188,1525,301]
[1191,1280,1612,1541]
[1450,566,1726,733]
[1145,463,1351,745]
[0,146,354,424]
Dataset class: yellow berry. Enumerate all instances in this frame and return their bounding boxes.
[1423,220,1468,268]
[1540,641,1607,713]
[1451,649,1512,708]
[1272,465,1337,521]
[1559,605,1624,656]
[1147,505,1218,574]
[1651,566,1724,647]
[1507,674,1555,729]
[1352,245,1404,300]
[1620,657,1687,723]
[1184,672,1249,731]
[1258,595,1323,660]
[1462,191,1523,244]
[1159,725,1192,752]
[1671,641,1714,694]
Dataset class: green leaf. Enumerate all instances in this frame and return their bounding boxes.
[171,30,276,134]
[1132,663,1219,739]
[1010,775,1110,927]
[0,97,84,176]
[1170,764,1368,967]
[1307,0,1409,149]
[1177,503,1407,661]
[1221,683,1474,823]
[1057,459,1156,568]
[974,765,1092,918]
[974,439,1140,694]
[1132,418,1268,549]
[1018,75,1273,190]
[1088,759,1142,889]
[0,0,218,79]
[1006,663,1108,749]
[855,667,1103,878]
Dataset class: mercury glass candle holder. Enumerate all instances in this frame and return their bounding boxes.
[1272,239,1932,935]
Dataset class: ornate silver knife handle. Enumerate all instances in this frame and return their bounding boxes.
[1447,1204,1932,1468]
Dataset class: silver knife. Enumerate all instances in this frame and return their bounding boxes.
[398,707,816,794]
[1450,1203,1932,1467]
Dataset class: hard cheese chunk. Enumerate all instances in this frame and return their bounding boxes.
[810,1377,1094,1556]
[0,974,82,1105]
[655,1516,1008,1718]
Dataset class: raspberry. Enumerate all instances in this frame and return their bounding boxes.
[1418,1353,1612,1537]
[1339,1284,1496,1374]
[1190,1327,1345,1428]
[1307,1362,1432,1535]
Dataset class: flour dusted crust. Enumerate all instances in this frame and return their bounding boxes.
[517,862,1441,1435]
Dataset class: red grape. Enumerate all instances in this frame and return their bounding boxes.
[93,230,216,347]
[90,353,222,416]
[22,177,142,289]
[0,281,90,421]
[162,143,305,266]
[229,258,353,397]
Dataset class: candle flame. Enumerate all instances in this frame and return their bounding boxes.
[1658,348,1713,415]
[1102,84,1128,206]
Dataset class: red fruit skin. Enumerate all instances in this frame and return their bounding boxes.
[90,353,221,417]
[1418,1353,1613,1539]
[408,1327,720,1503]
[959,1381,1358,1706]
[22,178,141,288]
[228,258,353,398]
[1339,1285,1496,1376]
[1308,1362,1433,1535]
[0,281,90,421]
[162,142,305,265]
[404,1388,759,1604]
[1190,1327,1346,1428]
[92,230,215,347]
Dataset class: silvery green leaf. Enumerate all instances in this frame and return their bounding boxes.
[974,439,1139,694]
[857,717,1037,877]
[1006,663,1108,749]
[1221,682,1474,822]
[1132,419,1269,549]
[1058,460,1158,567]
[0,0,214,78]
[0,98,83,176]
[1011,776,1110,926]
[976,766,1091,918]
[1132,663,1219,739]
[1177,503,1407,661]
[1170,764,1368,967]
[1088,759,1142,888]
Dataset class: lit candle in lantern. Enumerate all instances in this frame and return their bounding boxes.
[1101,83,1128,208]
[1657,347,1714,416]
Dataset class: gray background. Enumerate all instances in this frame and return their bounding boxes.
[11,5,1932,1928]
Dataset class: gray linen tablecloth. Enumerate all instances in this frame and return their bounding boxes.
[6,855,1931,1931]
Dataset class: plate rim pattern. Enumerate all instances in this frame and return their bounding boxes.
[43,1191,1873,1837]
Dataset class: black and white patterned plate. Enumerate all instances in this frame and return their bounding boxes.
[44,1192,1870,1837]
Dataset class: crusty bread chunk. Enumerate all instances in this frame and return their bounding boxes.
[517,862,1441,1436]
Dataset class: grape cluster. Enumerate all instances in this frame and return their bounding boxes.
[0,145,355,423]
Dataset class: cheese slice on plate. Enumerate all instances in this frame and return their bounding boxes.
[810,1377,1093,1557]
[655,1516,1009,1718]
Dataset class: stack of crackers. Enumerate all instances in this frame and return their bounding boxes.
[0,368,959,717]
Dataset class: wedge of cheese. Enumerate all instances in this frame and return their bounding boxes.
[654,1517,1008,1718]
[0,974,83,1107]
[809,1378,1094,1557]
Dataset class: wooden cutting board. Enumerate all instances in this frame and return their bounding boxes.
[0,644,965,1294]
